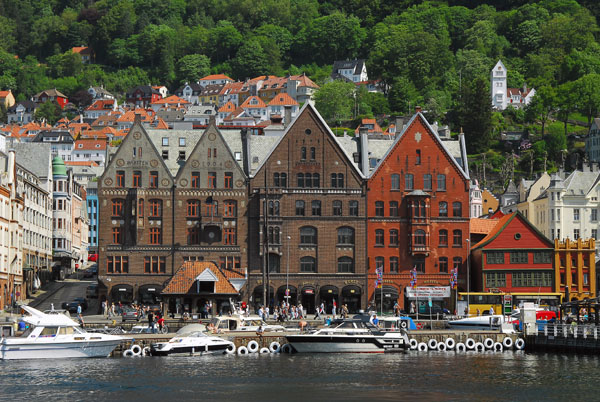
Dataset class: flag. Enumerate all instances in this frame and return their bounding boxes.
[410,266,417,288]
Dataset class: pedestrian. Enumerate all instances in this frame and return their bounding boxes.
[102,300,107,317]
[297,303,303,319]
[265,306,270,320]
[77,304,84,326]
[332,299,337,318]
[489,306,494,315]
[157,314,165,333]
[410,301,416,315]
[320,302,325,316]
[148,310,155,334]
[258,306,265,322]
[314,305,320,320]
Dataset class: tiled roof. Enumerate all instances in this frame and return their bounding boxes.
[0,90,12,98]
[86,99,116,111]
[162,261,243,295]
[152,95,190,105]
[218,101,236,113]
[72,46,91,54]
[354,118,383,134]
[470,218,500,235]
[65,160,99,167]
[35,88,67,98]
[472,213,514,249]
[116,109,153,123]
[289,74,319,89]
[74,139,107,150]
[219,81,245,95]
[200,74,233,81]
[240,96,266,108]
[267,93,298,106]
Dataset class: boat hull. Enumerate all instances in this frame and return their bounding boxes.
[150,343,231,357]
[285,335,407,353]
[0,339,123,360]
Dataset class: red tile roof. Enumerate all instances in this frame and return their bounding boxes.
[289,73,319,89]
[200,74,233,81]
[268,93,298,106]
[86,99,116,111]
[72,46,91,54]
[470,218,500,235]
[117,109,153,123]
[473,213,514,249]
[240,96,266,109]
[0,90,12,98]
[219,81,245,96]
[162,261,243,295]
[354,118,383,134]
[152,95,190,105]
[74,139,107,151]
[218,101,236,113]
[65,160,99,167]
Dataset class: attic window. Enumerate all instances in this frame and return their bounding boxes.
[162,150,168,160]
[234,152,242,161]
[179,151,186,160]
[78,144,83,148]
[95,144,100,148]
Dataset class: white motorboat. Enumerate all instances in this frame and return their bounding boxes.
[447,314,505,330]
[150,325,234,356]
[285,319,409,353]
[0,305,127,360]
[208,315,286,333]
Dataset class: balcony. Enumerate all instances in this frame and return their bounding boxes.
[409,244,430,255]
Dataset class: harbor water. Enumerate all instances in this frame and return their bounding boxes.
[0,352,597,401]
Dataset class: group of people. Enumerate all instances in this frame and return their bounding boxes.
[146,310,165,334]
[256,302,305,322]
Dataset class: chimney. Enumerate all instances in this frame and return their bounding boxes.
[284,105,292,127]
[395,116,404,138]
[415,105,422,113]
[241,128,250,175]
[134,112,141,124]
[359,127,369,176]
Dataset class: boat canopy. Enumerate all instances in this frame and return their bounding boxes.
[20,305,80,327]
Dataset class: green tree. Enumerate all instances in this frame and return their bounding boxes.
[231,39,269,79]
[313,80,355,125]
[525,85,556,138]
[456,77,493,154]
[208,21,243,63]
[176,54,211,85]
[35,101,62,125]
[555,81,577,137]
[388,77,421,114]
[573,73,600,124]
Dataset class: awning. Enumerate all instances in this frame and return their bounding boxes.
[320,285,339,296]
[111,284,133,294]
[342,285,362,297]
[375,285,399,299]
[301,286,315,295]
[139,284,163,294]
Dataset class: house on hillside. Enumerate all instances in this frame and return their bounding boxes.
[126,85,163,108]
[0,90,16,109]
[331,59,368,83]
[88,86,114,100]
[7,101,37,124]
[33,89,68,109]
[491,60,535,110]
[585,118,600,163]
[198,74,234,87]
[72,46,93,63]
[175,82,203,105]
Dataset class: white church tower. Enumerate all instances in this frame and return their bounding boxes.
[491,60,507,110]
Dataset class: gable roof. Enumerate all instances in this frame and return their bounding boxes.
[241,96,266,108]
[199,74,233,82]
[161,261,243,295]
[332,59,365,75]
[470,218,500,235]
[289,73,319,89]
[218,101,236,113]
[472,211,553,250]
[152,95,190,105]
[267,93,298,106]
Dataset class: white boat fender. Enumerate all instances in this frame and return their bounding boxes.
[445,338,456,349]
[502,337,514,349]
[417,342,428,352]
[269,341,281,353]
[225,344,236,354]
[474,342,485,352]
[455,342,466,352]
[259,347,270,354]
[281,343,293,354]
[437,342,447,352]
[130,344,142,356]
[483,338,495,350]
[400,320,408,329]
[465,338,476,350]
[427,339,438,350]
[515,338,525,350]
[142,346,151,356]
[123,349,134,357]
[237,346,249,355]
[247,340,259,353]
[493,342,503,352]
[409,339,418,350]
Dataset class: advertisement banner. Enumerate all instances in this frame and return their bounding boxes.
[405,286,451,299]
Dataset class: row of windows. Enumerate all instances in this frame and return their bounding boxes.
[485,251,552,265]
[374,229,463,247]
[268,255,355,273]
[373,201,462,217]
[373,256,462,273]
[115,171,235,189]
[392,173,446,191]
[485,272,553,288]
[294,200,359,216]
[112,199,237,219]
[272,173,345,188]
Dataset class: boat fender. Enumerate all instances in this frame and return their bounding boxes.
[515,338,525,350]
[259,347,270,354]
[465,338,476,350]
[237,346,249,355]
[247,340,259,353]
[445,338,456,349]
[483,338,495,350]
[225,344,236,354]
[474,342,485,352]
[400,320,408,329]
[493,342,503,352]
[502,337,514,349]
[142,346,151,356]
[123,349,134,357]
[131,345,142,356]
[417,342,428,352]
[269,342,281,353]
[437,342,447,352]
[455,342,466,352]
[281,343,293,354]
[427,339,438,350]
[409,339,418,350]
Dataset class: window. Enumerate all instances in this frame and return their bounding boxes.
[300,227,317,245]
[423,174,432,190]
[389,230,399,247]
[337,227,354,245]
[574,209,580,221]
[533,251,552,264]
[296,200,305,216]
[107,256,128,274]
[149,171,158,188]
[512,272,552,287]
[116,171,124,188]
[349,201,358,216]
[453,230,462,246]
[112,199,124,217]
[416,150,421,165]
[191,172,200,188]
[375,229,384,246]
[437,174,446,191]
[574,229,580,240]
[149,199,162,217]
[144,256,166,274]
[333,201,342,216]
[205,200,218,216]
[391,174,400,190]
[268,226,280,244]
[375,256,384,273]
[375,201,384,217]
[297,173,304,187]
[132,171,141,187]
[179,137,185,147]
[187,227,200,244]
[486,272,506,288]
[311,200,321,216]
[592,229,598,239]
[149,228,162,244]
[224,228,236,245]
[453,257,462,272]
[389,201,398,217]
[301,147,306,160]
[312,173,320,187]
[162,137,169,146]
[208,172,216,188]
[413,200,426,218]
[414,229,426,245]
[439,257,448,273]
[178,151,186,160]
[510,251,528,264]
[162,150,168,160]
[224,172,233,189]
[453,202,462,217]
[486,251,504,264]
[224,200,237,217]
[405,174,413,190]
[389,257,399,273]
[300,256,317,273]
[415,257,425,273]
[187,200,200,217]
[112,227,122,244]
[439,229,448,247]
[138,199,144,218]
[274,173,287,187]
[593,209,598,222]
[310,147,316,160]
[331,173,344,188]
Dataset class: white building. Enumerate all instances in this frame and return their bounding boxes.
[491,60,535,110]
[470,180,483,218]
[331,60,368,83]
[585,118,600,163]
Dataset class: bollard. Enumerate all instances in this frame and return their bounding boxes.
[554,325,557,337]
[583,327,588,339]
[544,325,548,336]
[595,327,598,340]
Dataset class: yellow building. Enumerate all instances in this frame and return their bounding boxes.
[554,238,596,301]
[482,188,499,215]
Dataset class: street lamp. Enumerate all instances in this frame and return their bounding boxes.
[286,236,291,304]
[466,238,470,316]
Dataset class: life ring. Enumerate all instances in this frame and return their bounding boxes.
[269,341,281,353]
[493,342,503,352]
[515,338,525,350]
[502,337,514,349]
[417,342,428,352]
[483,338,495,350]
[427,339,438,350]
[400,320,408,329]
[455,342,466,352]
[225,344,236,354]
[445,338,456,349]
[437,342,447,352]
[281,344,293,354]
[237,346,249,355]
[416,323,423,330]
[474,342,485,352]
[130,345,142,356]
[259,347,270,354]
[409,339,418,350]
[465,338,476,350]
[247,340,259,353]
[123,349,134,357]
[142,346,151,356]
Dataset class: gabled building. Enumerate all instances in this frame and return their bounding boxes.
[287,74,319,104]
[183,104,217,125]
[0,90,16,109]
[219,81,244,107]
[240,96,267,121]
[491,60,535,110]
[354,119,383,135]
[198,74,234,87]
[72,138,108,166]
[32,89,68,109]
[72,46,93,64]
[87,86,114,100]
[331,59,368,83]
[267,93,298,124]
[32,129,75,162]
[198,84,223,105]
[175,82,203,105]
[7,101,37,124]
[150,95,190,113]
[126,85,163,108]
[585,118,600,163]
[84,99,118,120]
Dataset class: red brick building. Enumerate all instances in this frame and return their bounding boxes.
[366,112,470,313]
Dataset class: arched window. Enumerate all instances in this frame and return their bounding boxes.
[414,229,426,245]
[337,227,354,245]
[297,173,304,188]
[338,257,354,273]
[301,147,307,160]
[439,202,448,217]
[300,226,317,245]
[269,253,281,273]
[300,256,317,272]
[439,229,448,246]
[453,202,462,217]
[453,230,462,246]
[391,174,400,190]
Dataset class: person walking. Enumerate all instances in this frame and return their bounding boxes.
[332,299,337,319]
[148,311,155,334]
[297,303,303,319]
[102,300,108,318]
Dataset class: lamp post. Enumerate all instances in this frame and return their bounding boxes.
[286,236,291,304]
[466,238,470,316]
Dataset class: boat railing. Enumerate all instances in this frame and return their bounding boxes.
[538,323,600,339]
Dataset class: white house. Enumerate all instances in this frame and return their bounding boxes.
[586,118,600,163]
[331,60,368,83]
[491,60,535,110]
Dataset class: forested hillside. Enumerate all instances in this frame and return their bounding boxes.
[1,0,600,187]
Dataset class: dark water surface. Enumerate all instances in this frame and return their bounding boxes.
[0,351,595,401]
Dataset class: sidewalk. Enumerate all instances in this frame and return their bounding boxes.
[0,279,66,321]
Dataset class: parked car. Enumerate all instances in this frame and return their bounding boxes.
[88,254,98,262]
[61,298,88,313]
[86,284,98,299]
[83,268,94,278]
[121,306,141,322]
